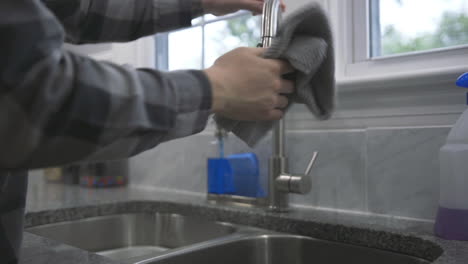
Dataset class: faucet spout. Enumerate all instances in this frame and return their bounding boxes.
[261,0,289,212]
[261,0,282,47]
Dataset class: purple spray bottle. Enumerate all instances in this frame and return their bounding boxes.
[434,72,468,240]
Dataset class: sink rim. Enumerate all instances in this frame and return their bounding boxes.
[25,210,437,264]
[135,233,431,264]
[25,212,238,230]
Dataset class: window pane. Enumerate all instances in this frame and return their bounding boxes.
[370,0,468,57]
[204,15,261,68]
[168,27,202,70]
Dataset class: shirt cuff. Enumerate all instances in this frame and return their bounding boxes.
[163,70,213,139]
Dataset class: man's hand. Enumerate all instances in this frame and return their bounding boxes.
[204,47,294,121]
[202,0,286,16]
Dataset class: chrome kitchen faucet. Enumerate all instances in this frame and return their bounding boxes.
[262,0,319,212]
[209,0,319,212]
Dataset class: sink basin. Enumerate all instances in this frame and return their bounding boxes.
[26,213,238,262]
[27,213,431,264]
[143,234,430,264]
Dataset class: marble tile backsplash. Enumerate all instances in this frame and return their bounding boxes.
[366,127,450,220]
[130,133,215,193]
[287,130,367,211]
[129,126,451,221]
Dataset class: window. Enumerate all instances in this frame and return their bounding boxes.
[329,0,468,80]
[154,12,261,71]
[148,1,468,129]
[370,0,468,58]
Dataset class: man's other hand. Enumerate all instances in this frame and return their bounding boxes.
[202,0,286,16]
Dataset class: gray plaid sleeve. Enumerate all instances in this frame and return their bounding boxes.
[0,171,27,264]
[1,1,211,262]
[0,0,212,169]
[42,0,204,43]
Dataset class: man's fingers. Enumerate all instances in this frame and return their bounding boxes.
[267,109,284,120]
[275,95,289,109]
[269,59,295,75]
[249,0,286,13]
[249,47,267,56]
[278,79,294,94]
[244,50,294,75]
[280,0,286,11]
[241,1,264,14]
[278,60,295,74]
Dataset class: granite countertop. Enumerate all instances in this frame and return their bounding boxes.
[21,183,468,264]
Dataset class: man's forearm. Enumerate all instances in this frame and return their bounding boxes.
[0,0,212,169]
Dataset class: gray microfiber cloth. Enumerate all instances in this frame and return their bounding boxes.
[215,3,335,147]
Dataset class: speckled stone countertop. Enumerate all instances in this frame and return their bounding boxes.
[21,183,468,264]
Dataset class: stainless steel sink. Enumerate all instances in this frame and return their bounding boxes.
[26,213,431,264]
[143,234,430,264]
[26,213,239,263]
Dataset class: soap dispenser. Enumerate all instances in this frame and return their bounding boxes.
[434,73,468,241]
[207,127,235,195]
[207,125,264,198]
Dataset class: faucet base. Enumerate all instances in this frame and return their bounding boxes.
[266,204,290,213]
[266,156,289,211]
[206,193,268,208]
[206,193,291,212]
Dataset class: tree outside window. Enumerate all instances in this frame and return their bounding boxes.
[161,13,261,71]
[371,0,468,57]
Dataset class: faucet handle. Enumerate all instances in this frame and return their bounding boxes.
[289,151,318,194]
[304,151,319,176]
[276,152,318,194]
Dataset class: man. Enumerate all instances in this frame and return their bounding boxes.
[0,0,293,262]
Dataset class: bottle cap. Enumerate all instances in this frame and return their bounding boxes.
[456,73,468,88]
[456,73,468,105]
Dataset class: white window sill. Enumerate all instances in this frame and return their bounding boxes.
[338,64,465,91]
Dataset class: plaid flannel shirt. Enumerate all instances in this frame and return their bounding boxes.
[0,0,211,262]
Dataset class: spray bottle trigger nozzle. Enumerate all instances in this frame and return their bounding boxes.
[456,73,468,88]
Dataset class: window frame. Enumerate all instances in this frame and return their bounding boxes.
[341,0,468,80]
